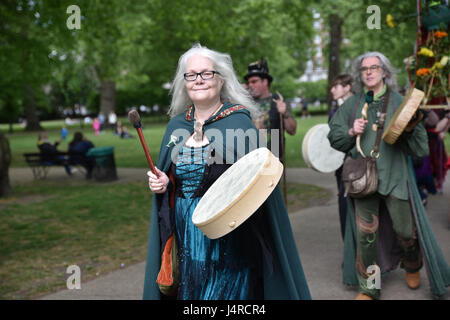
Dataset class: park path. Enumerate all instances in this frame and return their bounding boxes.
[8,167,450,300]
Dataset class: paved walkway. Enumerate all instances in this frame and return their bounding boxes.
[10,166,449,300]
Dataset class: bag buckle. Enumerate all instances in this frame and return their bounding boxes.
[370,150,380,159]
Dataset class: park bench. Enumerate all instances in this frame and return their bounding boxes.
[23,152,86,180]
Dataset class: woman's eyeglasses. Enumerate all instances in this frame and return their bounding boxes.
[184,71,220,81]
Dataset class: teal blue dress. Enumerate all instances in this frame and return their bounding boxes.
[174,144,260,300]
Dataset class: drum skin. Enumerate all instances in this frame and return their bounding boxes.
[382,88,424,144]
[302,124,345,173]
[192,148,283,239]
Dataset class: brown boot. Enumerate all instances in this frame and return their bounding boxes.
[405,271,421,289]
[355,293,374,300]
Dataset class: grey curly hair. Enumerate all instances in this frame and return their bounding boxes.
[351,51,398,93]
[167,43,260,119]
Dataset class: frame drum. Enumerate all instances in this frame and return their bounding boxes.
[382,87,424,144]
[192,147,283,239]
[302,124,345,173]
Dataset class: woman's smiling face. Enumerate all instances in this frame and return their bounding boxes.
[185,55,223,106]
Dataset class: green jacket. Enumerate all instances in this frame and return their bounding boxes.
[328,90,429,200]
[328,89,450,298]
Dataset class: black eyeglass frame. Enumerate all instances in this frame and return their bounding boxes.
[183,70,221,81]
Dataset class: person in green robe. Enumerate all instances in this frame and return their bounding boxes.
[142,44,311,300]
[328,51,450,300]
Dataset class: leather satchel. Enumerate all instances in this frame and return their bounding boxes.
[342,89,390,198]
[342,156,378,198]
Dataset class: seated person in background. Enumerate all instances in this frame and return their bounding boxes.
[120,125,133,139]
[37,132,72,175]
[68,131,95,179]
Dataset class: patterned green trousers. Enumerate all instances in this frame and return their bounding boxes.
[354,193,422,299]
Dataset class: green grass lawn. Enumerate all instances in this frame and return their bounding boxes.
[2,115,334,299]
[6,116,168,168]
[0,179,152,299]
[6,115,330,168]
[0,178,330,299]
[2,114,448,299]
[7,114,449,169]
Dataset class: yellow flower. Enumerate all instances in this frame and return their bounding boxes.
[440,56,449,67]
[386,14,395,28]
[431,62,443,72]
[417,47,434,57]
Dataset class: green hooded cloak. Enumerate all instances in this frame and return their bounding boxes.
[142,102,311,300]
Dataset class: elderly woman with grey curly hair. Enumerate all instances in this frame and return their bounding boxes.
[142,44,311,300]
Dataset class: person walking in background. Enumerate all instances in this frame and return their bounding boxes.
[93,118,100,136]
[301,97,310,119]
[329,74,353,120]
[329,74,353,241]
[108,111,117,131]
[114,121,122,136]
[60,126,69,141]
[426,109,449,193]
[98,112,105,133]
[244,57,297,165]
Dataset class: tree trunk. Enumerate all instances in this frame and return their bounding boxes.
[100,80,115,120]
[327,14,343,113]
[24,83,43,131]
[0,131,12,198]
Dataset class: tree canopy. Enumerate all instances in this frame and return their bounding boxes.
[0,0,438,129]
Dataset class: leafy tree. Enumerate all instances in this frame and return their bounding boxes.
[0,0,71,130]
[1,0,315,126]
[342,0,417,88]
[138,0,313,101]
[315,0,418,111]
[298,80,328,102]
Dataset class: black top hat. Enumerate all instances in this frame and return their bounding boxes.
[244,57,273,83]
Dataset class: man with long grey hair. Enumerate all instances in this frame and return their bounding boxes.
[328,51,450,300]
[351,51,398,94]
[168,43,260,120]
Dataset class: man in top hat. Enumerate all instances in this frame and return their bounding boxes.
[245,58,297,164]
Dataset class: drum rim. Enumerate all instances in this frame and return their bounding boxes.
[302,124,344,173]
[192,147,276,226]
[301,123,319,170]
[382,87,424,144]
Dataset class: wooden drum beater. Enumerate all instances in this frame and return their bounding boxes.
[128,110,158,176]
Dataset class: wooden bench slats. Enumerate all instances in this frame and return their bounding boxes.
[23,152,86,179]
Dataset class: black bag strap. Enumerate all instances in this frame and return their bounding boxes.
[349,93,364,128]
